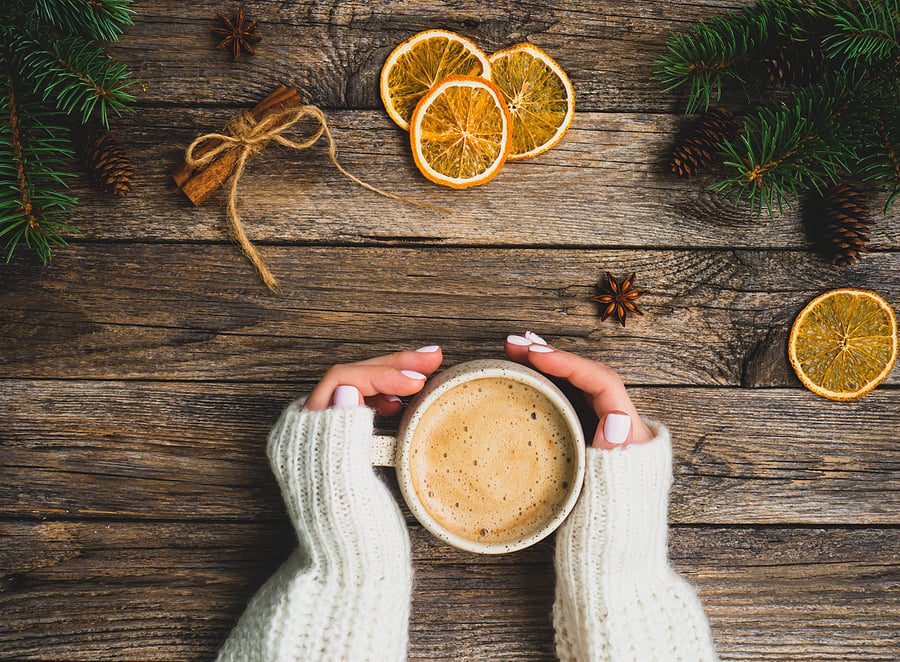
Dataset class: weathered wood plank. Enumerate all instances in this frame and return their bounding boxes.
[1,245,897,385]
[66,108,900,247]
[0,521,896,660]
[118,0,749,113]
[1,382,896,523]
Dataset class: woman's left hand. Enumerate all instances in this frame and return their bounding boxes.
[304,346,443,414]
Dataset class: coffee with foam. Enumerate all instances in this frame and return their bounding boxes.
[409,377,577,546]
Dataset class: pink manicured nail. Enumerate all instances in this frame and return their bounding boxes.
[528,344,554,353]
[385,395,402,403]
[603,413,631,445]
[507,334,532,346]
[525,331,547,345]
[333,385,360,409]
[401,370,426,380]
[416,345,440,353]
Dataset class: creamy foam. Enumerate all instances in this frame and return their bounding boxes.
[409,377,577,546]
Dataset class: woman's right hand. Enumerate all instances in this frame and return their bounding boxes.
[304,345,444,414]
[504,332,654,449]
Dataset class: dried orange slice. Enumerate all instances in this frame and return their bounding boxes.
[409,75,512,189]
[380,29,491,131]
[488,42,575,160]
[789,288,898,401]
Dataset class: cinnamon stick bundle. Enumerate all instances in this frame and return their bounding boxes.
[172,84,301,205]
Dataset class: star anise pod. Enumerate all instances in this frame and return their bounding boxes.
[592,272,645,327]
[212,6,260,60]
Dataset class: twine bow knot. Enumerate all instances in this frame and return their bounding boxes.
[184,104,443,292]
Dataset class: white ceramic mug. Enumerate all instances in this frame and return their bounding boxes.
[371,359,586,554]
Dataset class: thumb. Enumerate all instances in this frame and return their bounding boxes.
[595,410,633,449]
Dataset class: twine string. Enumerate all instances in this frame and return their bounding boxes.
[184,105,445,292]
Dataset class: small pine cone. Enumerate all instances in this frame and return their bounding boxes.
[822,183,871,268]
[670,107,738,178]
[82,130,134,196]
[764,41,825,87]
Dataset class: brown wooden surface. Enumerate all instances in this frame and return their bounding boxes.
[1,522,897,660]
[1,0,898,660]
[2,382,897,524]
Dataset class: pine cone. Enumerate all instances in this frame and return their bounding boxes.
[821,183,871,268]
[764,41,825,87]
[670,106,737,178]
[82,130,134,196]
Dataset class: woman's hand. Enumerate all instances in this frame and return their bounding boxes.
[304,345,443,414]
[505,332,653,448]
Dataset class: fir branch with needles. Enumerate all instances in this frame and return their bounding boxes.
[0,0,134,266]
[27,0,134,42]
[658,0,900,218]
[0,76,77,264]
[859,105,900,211]
[654,0,826,113]
[712,71,871,214]
[10,31,134,125]
[823,0,898,62]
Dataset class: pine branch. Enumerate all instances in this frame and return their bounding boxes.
[0,73,76,264]
[823,0,899,62]
[10,30,134,126]
[654,3,772,113]
[654,0,821,113]
[858,105,900,211]
[27,0,135,42]
[711,72,867,214]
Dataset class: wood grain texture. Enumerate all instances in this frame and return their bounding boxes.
[66,108,900,247]
[2,0,899,658]
[2,381,896,524]
[1,521,896,661]
[118,0,748,113]
[1,244,897,385]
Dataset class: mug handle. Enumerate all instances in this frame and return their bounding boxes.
[371,434,397,467]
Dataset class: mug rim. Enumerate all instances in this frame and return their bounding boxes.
[394,359,586,554]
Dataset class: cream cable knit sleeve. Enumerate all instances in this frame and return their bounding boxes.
[216,401,412,662]
[553,423,718,662]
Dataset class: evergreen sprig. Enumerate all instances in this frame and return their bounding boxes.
[11,31,134,124]
[859,105,900,211]
[28,0,134,41]
[0,84,76,264]
[1,0,133,265]
[824,0,898,62]
[658,0,900,217]
[712,72,867,213]
[654,0,824,113]
[654,2,774,114]
[656,0,898,112]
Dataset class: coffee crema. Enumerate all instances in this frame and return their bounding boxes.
[409,377,577,546]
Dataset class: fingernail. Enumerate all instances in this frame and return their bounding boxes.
[525,331,547,345]
[385,395,402,403]
[332,385,360,409]
[603,413,631,445]
[416,345,440,353]
[528,344,554,353]
[507,334,532,346]
[401,370,427,380]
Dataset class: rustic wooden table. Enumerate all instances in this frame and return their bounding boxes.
[1,1,898,660]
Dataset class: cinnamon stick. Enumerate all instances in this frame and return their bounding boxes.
[173,84,302,206]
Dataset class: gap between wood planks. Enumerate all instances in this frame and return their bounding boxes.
[51,238,900,253]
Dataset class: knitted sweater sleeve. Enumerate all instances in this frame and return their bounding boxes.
[553,423,718,662]
[216,401,412,662]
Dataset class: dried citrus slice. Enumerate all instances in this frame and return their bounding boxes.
[488,42,575,160]
[409,75,512,189]
[380,29,491,131]
[789,288,898,401]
